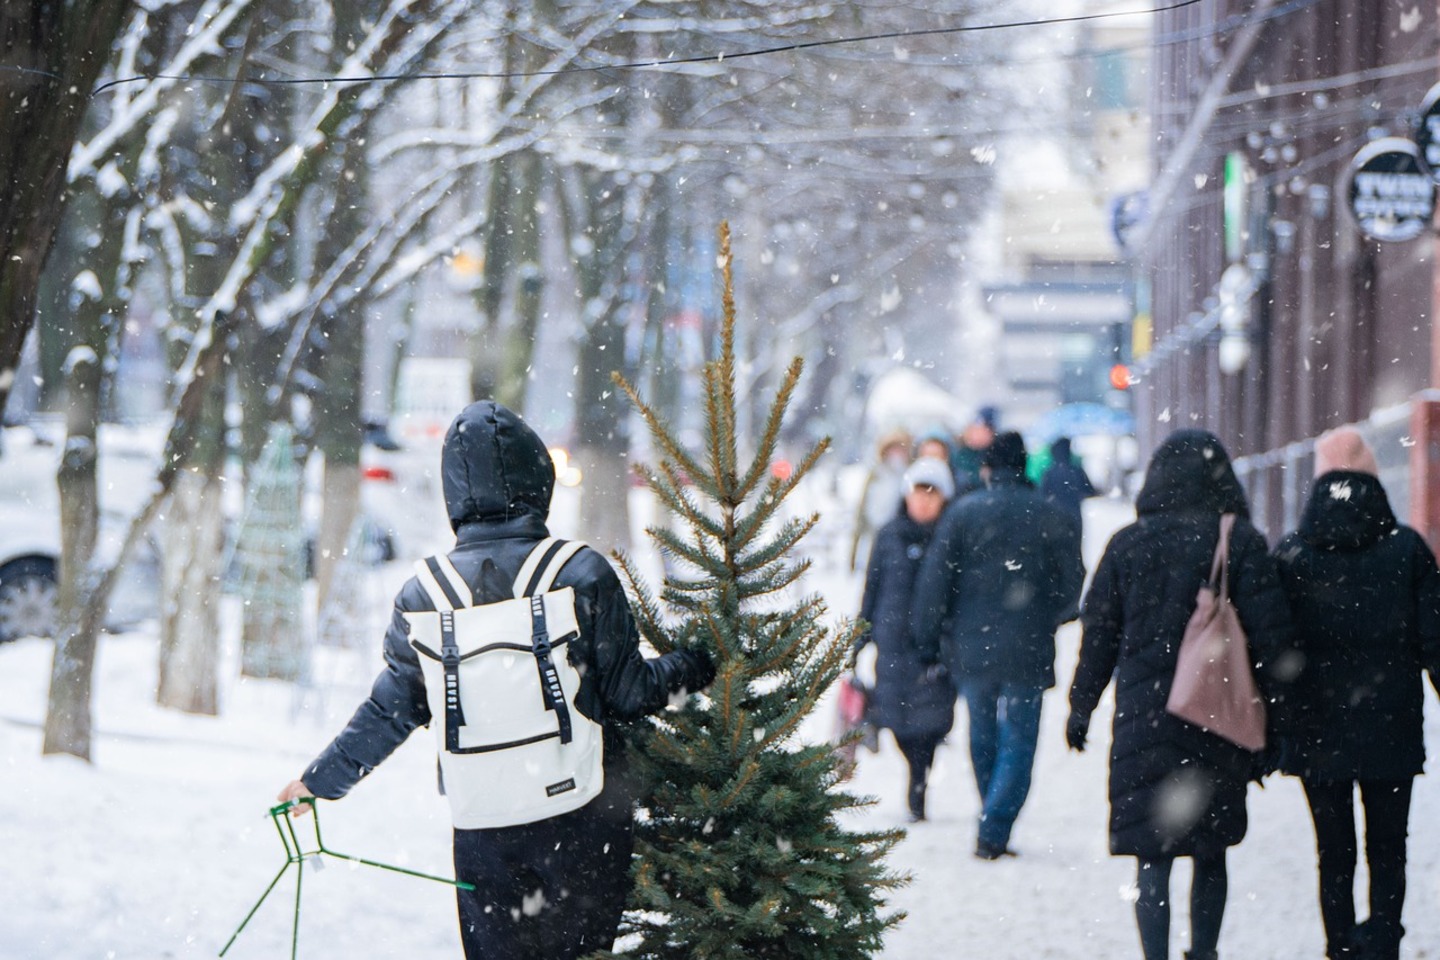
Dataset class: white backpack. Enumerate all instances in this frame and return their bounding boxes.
[405,538,604,829]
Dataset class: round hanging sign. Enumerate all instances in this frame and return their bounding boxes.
[1345,137,1434,242]
[1414,81,1440,183]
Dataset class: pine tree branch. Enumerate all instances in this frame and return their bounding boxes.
[612,372,710,490]
[735,355,804,497]
[735,556,811,602]
[712,222,740,499]
[612,550,673,653]
[733,515,818,581]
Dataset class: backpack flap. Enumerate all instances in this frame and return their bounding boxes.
[406,588,581,750]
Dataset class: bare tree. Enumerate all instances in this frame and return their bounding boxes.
[41,0,479,756]
[0,1,134,418]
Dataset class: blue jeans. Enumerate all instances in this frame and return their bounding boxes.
[962,680,1043,849]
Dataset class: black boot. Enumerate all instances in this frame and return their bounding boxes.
[907,782,926,823]
[1184,951,1218,960]
[1354,917,1403,960]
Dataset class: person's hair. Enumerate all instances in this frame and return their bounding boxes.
[982,431,1027,471]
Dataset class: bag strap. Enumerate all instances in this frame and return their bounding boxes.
[1210,514,1236,601]
[511,537,586,597]
[439,609,464,751]
[517,539,585,745]
[528,593,573,744]
[414,556,474,611]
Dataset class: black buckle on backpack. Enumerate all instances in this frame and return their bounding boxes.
[528,595,573,744]
[440,610,465,751]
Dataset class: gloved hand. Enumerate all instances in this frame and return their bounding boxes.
[678,648,717,693]
[1065,710,1090,752]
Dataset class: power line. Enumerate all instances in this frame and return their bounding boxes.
[88,0,1210,96]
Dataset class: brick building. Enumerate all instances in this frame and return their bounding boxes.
[1134,0,1440,545]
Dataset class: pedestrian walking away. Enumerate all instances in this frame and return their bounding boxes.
[849,428,913,572]
[1040,435,1097,535]
[1066,428,1295,960]
[950,405,999,497]
[275,400,714,960]
[856,455,957,822]
[910,431,1085,859]
[1272,426,1440,960]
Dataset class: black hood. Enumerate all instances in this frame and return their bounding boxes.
[1298,470,1397,551]
[441,401,555,530]
[986,466,1034,489]
[1135,429,1249,518]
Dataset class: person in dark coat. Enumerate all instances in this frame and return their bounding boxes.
[950,405,998,497]
[857,456,957,822]
[1273,427,1440,960]
[911,431,1085,858]
[276,401,714,960]
[1066,428,1295,960]
[1040,435,1097,532]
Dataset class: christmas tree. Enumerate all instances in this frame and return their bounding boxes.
[605,223,905,959]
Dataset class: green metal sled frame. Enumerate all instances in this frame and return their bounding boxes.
[220,797,473,958]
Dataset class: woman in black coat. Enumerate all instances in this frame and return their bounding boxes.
[857,456,957,822]
[1273,428,1440,960]
[1066,430,1295,960]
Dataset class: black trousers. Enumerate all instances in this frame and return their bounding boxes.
[453,791,634,960]
[1134,852,1227,960]
[894,732,944,818]
[1303,777,1413,960]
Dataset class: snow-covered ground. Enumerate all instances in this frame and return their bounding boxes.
[4,489,1440,959]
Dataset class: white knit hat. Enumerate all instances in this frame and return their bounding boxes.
[904,457,955,500]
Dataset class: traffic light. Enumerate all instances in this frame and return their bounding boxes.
[1109,362,1132,391]
[1107,322,1130,390]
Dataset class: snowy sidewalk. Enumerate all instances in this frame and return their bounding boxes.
[4,495,1440,958]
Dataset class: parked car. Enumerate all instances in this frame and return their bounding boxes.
[0,422,162,643]
[0,417,441,644]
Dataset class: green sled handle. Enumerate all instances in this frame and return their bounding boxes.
[219,796,474,959]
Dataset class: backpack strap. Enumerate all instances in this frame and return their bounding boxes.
[524,540,586,597]
[508,537,586,597]
[412,556,473,753]
[439,609,464,751]
[413,555,474,611]
[514,538,586,745]
[527,593,573,744]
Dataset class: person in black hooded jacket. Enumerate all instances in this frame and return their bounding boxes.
[1066,429,1295,960]
[276,400,714,960]
[1272,427,1440,960]
[911,431,1085,859]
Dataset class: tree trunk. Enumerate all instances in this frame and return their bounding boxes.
[314,461,361,612]
[42,350,103,760]
[496,149,545,411]
[0,3,133,415]
[40,155,134,758]
[156,466,224,715]
[312,104,369,614]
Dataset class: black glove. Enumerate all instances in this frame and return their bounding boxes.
[1065,711,1090,752]
[677,648,717,693]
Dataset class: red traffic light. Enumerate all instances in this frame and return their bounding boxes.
[1109,363,1132,390]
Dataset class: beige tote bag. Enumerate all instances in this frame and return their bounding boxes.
[1165,513,1267,752]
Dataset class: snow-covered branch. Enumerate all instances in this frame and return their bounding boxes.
[70,0,255,182]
